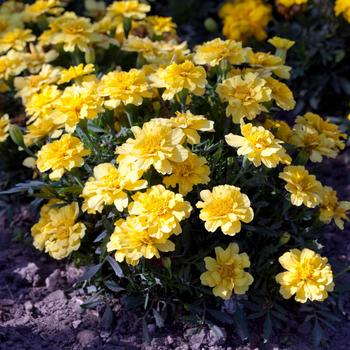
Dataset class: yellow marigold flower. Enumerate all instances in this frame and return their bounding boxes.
[149,60,207,100]
[225,123,291,168]
[265,77,295,111]
[24,44,58,74]
[116,119,188,174]
[146,16,177,36]
[0,50,27,81]
[268,36,295,51]
[107,216,175,266]
[0,13,23,33]
[50,81,104,133]
[200,243,254,300]
[128,185,192,236]
[40,12,107,53]
[167,110,214,145]
[122,36,190,65]
[0,114,10,142]
[98,68,152,109]
[219,0,272,42]
[276,248,334,303]
[163,152,210,195]
[335,0,350,22]
[31,201,86,260]
[193,38,247,67]
[248,51,291,79]
[289,113,347,163]
[107,0,150,19]
[24,116,62,146]
[81,163,147,214]
[197,185,254,236]
[14,64,61,102]
[319,186,350,230]
[25,85,62,122]
[23,0,63,22]
[279,165,323,208]
[277,0,308,8]
[0,28,35,53]
[36,134,91,180]
[263,118,293,143]
[216,72,272,123]
[58,64,95,84]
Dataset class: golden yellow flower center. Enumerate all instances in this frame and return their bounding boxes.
[218,263,235,279]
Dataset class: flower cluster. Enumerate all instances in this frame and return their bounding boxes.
[1,0,349,338]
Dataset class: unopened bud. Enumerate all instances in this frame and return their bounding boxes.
[204,18,218,33]
[9,125,24,147]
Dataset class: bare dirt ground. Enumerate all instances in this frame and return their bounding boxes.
[0,153,350,350]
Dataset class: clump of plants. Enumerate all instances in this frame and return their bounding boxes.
[1,0,350,346]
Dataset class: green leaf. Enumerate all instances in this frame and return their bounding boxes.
[207,309,234,325]
[263,313,272,342]
[233,305,249,341]
[142,317,151,344]
[152,308,165,328]
[101,304,114,329]
[312,318,323,347]
[106,255,124,278]
[0,181,45,195]
[75,263,103,284]
[104,280,125,293]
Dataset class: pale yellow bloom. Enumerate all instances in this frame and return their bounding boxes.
[98,68,152,109]
[197,185,254,236]
[81,163,147,214]
[106,0,150,19]
[279,165,323,208]
[149,60,207,100]
[201,243,254,300]
[25,85,62,122]
[36,134,91,180]
[163,152,210,195]
[58,64,95,84]
[193,38,247,67]
[268,36,295,50]
[107,216,175,266]
[263,118,293,143]
[50,81,104,133]
[167,110,214,145]
[23,0,63,22]
[116,119,189,175]
[216,72,272,123]
[319,186,350,230]
[289,113,347,163]
[0,28,35,53]
[31,200,86,260]
[248,51,291,79]
[225,123,291,168]
[40,12,108,52]
[276,248,334,303]
[265,76,295,111]
[146,16,176,36]
[23,44,58,74]
[14,64,61,102]
[128,184,192,236]
[0,50,27,81]
[0,114,10,142]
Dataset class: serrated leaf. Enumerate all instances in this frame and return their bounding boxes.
[104,280,125,293]
[101,304,114,329]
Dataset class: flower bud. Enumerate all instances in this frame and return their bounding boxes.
[9,125,25,148]
[204,18,218,33]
